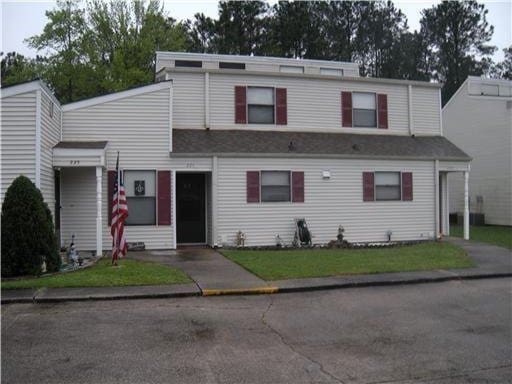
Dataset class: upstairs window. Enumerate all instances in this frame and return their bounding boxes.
[375,172,401,201]
[219,62,245,70]
[175,60,202,68]
[261,171,291,202]
[352,92,377,127]
[320,68,343,76]
[247,87,275,124]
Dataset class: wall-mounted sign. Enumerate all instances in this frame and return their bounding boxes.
[134,180,145,196]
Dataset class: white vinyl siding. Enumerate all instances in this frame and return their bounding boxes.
[444,80,512,225]
[0,92,37,203]
[412,87,442,136]
[166,72,205,129]
[40,92,61,219]
[216,157,435,246]
[61,87,174,249]
[209,73,414,135]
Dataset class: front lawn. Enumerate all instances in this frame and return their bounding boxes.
[450,225,512,250]
[222,242,473,281]
[1,258,191,290]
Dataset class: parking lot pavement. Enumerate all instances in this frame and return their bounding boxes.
[2,278,511,384]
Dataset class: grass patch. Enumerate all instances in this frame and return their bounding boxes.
[1,258,191,290]
[222,242,473,281]
[450,225,512,250]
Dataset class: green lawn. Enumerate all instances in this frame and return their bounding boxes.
[1,258,191,290]
[222,242,473,281]
[450,225,512,250]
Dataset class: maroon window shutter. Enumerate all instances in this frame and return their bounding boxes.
[246,171,260,203]
[377,94,388,129]
[402,172,413,201]
[107,170,116,225]
[275,88,287,125]
[363,172,375,202]
[158,171,171,225]
[292,171,305,203]
[341,91,353,127]
[235,86,247,124]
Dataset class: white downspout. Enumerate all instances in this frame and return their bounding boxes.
[212,155,218,247]
[35,90,42,188]
[205,72,210,129]
[434,160,440,239]
[95,166,103,255]
[464,169,470,240]
[408,84,414,136]
[172,170,177,249]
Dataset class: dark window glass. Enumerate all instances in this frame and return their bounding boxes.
[247,87,275,124]
[261,171,290,202]
[124,170,156,225]
[175,60,202,68]
[353,109,377,127]
[375,172,401,201]
[125,197,156,225]
[248,105,274,124]
[219,62,245,70]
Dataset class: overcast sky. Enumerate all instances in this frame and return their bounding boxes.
[1,0,510,61]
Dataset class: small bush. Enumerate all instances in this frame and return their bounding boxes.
[1,175,60,277]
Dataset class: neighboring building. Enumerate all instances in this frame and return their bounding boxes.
[443,76,512,226]
[1,52,471,255]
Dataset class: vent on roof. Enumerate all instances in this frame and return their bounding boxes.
[175,60,202,68]
[219,62,246,70]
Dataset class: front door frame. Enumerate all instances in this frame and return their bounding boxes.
[175,171,208,245]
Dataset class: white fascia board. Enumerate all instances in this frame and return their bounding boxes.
[165,67,442,88]
[62,81,172,112]
[156,51,360,71]
[1,80,61,107]
[467,76,512,87]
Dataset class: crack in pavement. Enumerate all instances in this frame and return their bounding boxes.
[260,296,345,384]
[364,363,512,384]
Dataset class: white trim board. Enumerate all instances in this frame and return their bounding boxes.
[62,81,173,112]
[1,80,62,107]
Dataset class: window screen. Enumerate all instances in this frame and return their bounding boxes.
[124,170,156,225]
[175,60,202,68]
[375,172,401,201]
[219,62,245,70]
[320,68,343,76]
[261,171,291,202]
[280,65,304,74]
[247,87,275,124]
[353,92,377,127]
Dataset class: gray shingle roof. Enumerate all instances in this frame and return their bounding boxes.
[171,129,471,161]
[54,141,108,149]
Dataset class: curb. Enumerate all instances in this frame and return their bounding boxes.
[2,273,511,304]
[202,286,279,296]
[275,273,512,294]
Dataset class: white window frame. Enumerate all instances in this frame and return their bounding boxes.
[124,169,158,226]
[374,171,402,201]
[247,86,276,124]
[260,170,292,203]
[352,92,377,128]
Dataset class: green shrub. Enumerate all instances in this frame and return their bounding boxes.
[1,175,60,277]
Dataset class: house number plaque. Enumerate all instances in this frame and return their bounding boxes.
[134,180,145,196]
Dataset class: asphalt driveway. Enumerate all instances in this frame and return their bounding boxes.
[2,278,511,383]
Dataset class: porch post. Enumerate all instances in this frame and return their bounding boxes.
[463,170,470,240]
[96,166,103,256]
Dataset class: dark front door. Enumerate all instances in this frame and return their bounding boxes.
[177,173,206,244]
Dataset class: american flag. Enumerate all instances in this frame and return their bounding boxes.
[111,152,128,264]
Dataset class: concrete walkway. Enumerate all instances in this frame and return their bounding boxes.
[127,247,274,294]
[2,239,510,303]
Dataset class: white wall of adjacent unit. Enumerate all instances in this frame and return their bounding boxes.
[60,86,174,250]
[39,92,61,218]
[444,80,512,226]
[215,157,436,246]
[1,91,37,204]
[166,71,441,136]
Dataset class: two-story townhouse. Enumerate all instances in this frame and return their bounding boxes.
[0,52,471,256]
[443,76,512,227]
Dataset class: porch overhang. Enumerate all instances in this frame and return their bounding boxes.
[53,141,108,168]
